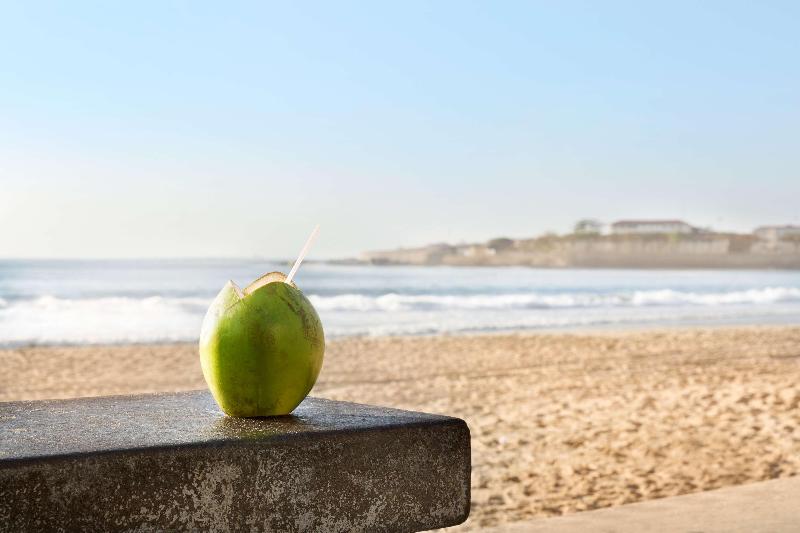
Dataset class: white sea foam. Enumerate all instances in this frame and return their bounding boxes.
[630,287,800,306]
[2,286,797,346]
[309,287,800,312]
[1,262,798,345]
[0,295,210,346]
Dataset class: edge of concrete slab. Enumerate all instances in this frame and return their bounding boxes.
[1,391,471,532]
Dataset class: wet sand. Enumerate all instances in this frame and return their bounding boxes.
[2,326,800,530]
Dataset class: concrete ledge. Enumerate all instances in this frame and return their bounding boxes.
[0,391,471,532]
[484,475,800,533]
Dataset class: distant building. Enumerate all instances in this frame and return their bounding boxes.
[611,220,695,235]
[754,225,800,242]
[457,244,495,257]
[573,219,603,235]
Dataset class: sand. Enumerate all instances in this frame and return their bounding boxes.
[2,326,800,530]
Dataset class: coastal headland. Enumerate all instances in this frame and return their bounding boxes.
[357,221,800,269]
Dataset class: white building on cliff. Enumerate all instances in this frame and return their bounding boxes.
[754,225,800,242]
[611,220,695,235]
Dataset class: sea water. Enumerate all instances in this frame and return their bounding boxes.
[0,259,799,346]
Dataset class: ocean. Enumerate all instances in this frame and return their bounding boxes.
[0,259,799,346]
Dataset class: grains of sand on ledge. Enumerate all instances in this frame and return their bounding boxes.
[2,326,800,531]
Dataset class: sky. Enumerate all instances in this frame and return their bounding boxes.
[1,1,799,259]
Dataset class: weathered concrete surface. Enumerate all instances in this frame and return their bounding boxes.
[483,475,800,533]
[0,391,470,532]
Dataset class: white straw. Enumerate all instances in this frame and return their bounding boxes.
[285,224,320,285]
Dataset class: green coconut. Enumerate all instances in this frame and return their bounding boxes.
[199,271,324,417]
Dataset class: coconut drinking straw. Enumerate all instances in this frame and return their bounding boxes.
[285,224,320,285]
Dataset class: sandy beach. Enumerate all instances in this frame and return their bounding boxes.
[3,326,800,530]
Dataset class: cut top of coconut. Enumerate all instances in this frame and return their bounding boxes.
[244,271,297,295]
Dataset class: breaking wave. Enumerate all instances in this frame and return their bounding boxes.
[309,287,800,312]
[1,262,798,346]
[0,295,211,346]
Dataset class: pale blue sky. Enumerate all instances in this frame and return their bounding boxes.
[2,1,799,259]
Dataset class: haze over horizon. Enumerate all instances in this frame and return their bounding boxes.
[2,2,799,260]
